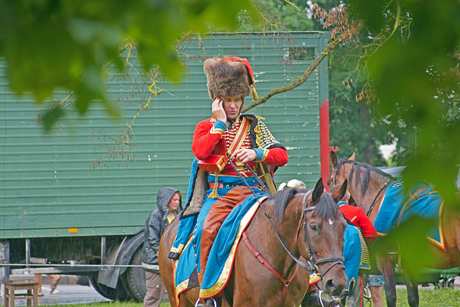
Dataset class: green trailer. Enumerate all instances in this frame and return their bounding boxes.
[0,32,330,300]
[395,266,459,288]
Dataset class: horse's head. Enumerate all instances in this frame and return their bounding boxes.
[327,151,354,190]
[328,151,394,217]
[300,178,348,297]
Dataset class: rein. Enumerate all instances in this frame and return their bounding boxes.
[243,161,273,196]
[366,179,392,216]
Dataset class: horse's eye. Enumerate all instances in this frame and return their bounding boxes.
[310,224,318,232]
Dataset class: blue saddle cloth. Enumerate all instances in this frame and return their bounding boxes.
[200,193,267,298]
[373,179,445,250]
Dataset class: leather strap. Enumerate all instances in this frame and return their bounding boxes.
[366,179,392,216]
[257,163,277,195]
[208,183,259,190]
[242,231,298,305]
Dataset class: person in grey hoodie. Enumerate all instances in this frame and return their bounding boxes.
[142,187,182,307]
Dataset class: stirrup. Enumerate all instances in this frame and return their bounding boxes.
[304,289,340,307]
[195,298,217,307]
[319,289,341,307]
[195,298,206,307]
[205,298,217,307]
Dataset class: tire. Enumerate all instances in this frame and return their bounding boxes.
[122,247,147,301]
[89,273,132,301]
[89,274,110,299]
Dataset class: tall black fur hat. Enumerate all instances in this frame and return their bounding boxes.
[203,56,258,100]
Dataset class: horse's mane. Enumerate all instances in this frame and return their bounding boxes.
[273,188,339,223]
[336,158,393,194]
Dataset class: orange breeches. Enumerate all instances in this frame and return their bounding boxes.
[199,186,254,283]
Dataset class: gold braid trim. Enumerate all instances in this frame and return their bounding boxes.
[208,174,219,199]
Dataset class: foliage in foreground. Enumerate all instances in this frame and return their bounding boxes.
[0,0,254,126]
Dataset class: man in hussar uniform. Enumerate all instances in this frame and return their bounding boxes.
[169,56,289,307]
[168,56,340,307]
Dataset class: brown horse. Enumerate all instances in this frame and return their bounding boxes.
[328,151,460,307]
[158,179,348,307]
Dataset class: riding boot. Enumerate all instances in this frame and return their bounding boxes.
[301,290,340,307]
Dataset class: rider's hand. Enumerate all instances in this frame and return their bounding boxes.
[212,98,227,122]
[231,149,257,163]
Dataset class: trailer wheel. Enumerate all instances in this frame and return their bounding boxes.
[90,275,110,298]
[89,273,131,301]
[122,247,147,301]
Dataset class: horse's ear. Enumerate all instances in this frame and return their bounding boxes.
[330,151,338,168]
[331,180,348,202]
[312,178,324,203]
[349,194,355,205]
[348,152,356,161]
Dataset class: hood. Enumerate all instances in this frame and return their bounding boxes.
[156,187,182,215]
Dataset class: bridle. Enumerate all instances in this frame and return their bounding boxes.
[328,164,339,188]
[301,193,345,279]
[329,161,393,217]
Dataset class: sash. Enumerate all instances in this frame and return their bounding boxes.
[226,116,250,156]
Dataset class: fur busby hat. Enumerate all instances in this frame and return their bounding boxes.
[203,56,258,100]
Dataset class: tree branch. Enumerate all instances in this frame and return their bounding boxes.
[242,35,343,113]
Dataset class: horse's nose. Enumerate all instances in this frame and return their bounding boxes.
[325,279,345,297]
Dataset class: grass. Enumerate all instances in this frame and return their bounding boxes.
[36,288,460,307]
[393,288,460,307]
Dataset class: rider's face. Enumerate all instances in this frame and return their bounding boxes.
[222,97,243,120]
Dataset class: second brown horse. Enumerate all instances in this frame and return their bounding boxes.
[328,151,460,307]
